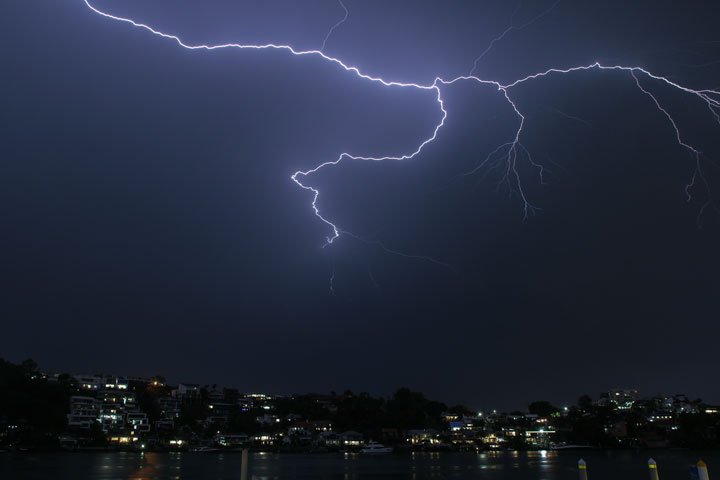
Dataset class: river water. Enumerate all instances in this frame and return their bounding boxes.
[1,450,718,479]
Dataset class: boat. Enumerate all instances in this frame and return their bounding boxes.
[192,446,221,453]
[550,444,593,450]
[360,442,393,454]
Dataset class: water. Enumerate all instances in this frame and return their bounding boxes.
[1,450,718,479]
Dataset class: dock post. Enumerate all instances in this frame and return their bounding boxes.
[698,461,710,480]
[241,448,248,480]
[648,458,659,480]
[578,458,588,480]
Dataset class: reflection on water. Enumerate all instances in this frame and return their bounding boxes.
[2,450,720,480]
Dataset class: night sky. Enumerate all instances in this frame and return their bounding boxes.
[2,0,720,410]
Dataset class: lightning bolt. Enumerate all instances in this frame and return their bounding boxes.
[544,107,592,127]
[320,0,348,52]
[329,256,336,296]
[81,1,720,260]
[469,0,562,76]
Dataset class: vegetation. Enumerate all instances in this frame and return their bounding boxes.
[0,358,71,449]
[3,358,720,451]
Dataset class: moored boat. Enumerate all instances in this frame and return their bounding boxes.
[550,444,593,450]
[360,442,393,454]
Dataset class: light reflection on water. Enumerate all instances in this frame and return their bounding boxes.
[2,450,720,479]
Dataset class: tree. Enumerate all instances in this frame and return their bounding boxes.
[448,404,472,416]
[528,401,558,417]
[578,395,593,412]
[20,359,38,375]
[385,388,447,430]
[333,393,385,432]
[228,407,260,434]
[0,358,70,436]
[88,422,108,446]
[137,387,162,423]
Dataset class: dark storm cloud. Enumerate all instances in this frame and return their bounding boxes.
[1,0,719,410]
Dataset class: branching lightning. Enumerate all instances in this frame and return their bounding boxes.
[545,107,592,127]
[341,230,454,271]
[81,0,720,264]
[329,256,336,296]
[469,0,562,75]
[321,0,348,52]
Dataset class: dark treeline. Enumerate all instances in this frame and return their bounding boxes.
[172,389,470,436]
[0,359,72,448]
[3,358,720,451]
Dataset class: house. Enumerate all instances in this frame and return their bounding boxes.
[99,390,136,432]
[309,420,333,432]
[175,384,201,400]
[340,430,363,446]
[607,388,639,410]
[288,422,314,441]
[154,419,175,431]
[449,421,464,432]
[407,429,440,446]
[74,375,103,391]
[216,433,249,447]
[104,377,129,390]
[107,433,140,445]
[524,428,555,447]
[319,431,340,447]
[257,414,280,425]
[67,396,99,429]
[158,397,181,421]
[251,432,277,446]
[126,412,150,433]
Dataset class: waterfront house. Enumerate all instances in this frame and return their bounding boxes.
[67,396,99,429]
[340,430,363,446]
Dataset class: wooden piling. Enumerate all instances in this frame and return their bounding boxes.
[241,448,248,480]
